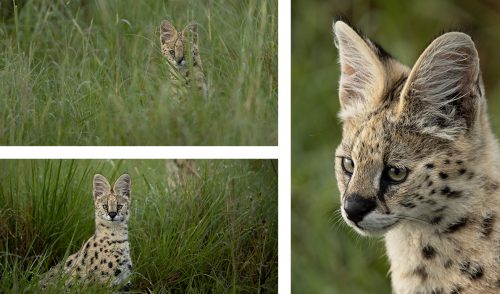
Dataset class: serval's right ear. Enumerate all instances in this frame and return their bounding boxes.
[93,174,111,199]
[160,20,177,45]
[333,21,386,120]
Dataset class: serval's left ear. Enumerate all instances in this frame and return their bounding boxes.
[160,20,178,45]
[113,174,131,198]
[182,21,199,45]
[398,32,483,140]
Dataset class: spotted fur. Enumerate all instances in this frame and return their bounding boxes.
[333,21,500,293]
[160,20,207,97]
[40,174,133,290]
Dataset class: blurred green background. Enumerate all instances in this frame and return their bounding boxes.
[292,0,500,293]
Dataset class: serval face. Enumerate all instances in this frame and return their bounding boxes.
[93,174,131,223]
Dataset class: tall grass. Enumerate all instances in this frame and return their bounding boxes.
[0,0,277,145]
[0,159,278,292]
[292,0,500,292]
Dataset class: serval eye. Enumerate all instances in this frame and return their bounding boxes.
[169,49,175,56]
[103,204,108,210]
[385,166,408,183]
[117,205,123,210]
[341,157,355,175]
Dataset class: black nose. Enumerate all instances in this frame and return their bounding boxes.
[344,195,377,223]
[108,212,117,219]
[177,56,185,65]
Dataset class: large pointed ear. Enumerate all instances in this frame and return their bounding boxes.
[182,21,199,45]
[160,20,178,45]
[333,21,387,118]
[398,32,482,139]
[93,174,111,198]
[113,174,131,198]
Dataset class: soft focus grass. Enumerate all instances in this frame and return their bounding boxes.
[292,0,500,293]
[0,0,277,145]
[0,159,278,293]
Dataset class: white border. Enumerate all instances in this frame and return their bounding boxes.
[278,0,291,292]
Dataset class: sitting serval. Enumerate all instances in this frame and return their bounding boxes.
[333,21,500,293]
[160,20,207,97]
[40,174,133,290]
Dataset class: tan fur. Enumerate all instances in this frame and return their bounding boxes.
[160,20,207,97]
[165,159,200,191]
[333,21,500,293]
[40,174,133,290]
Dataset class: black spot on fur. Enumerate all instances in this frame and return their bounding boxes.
[413,265,428,281]
[111,233,115,236]
[101,271,108,276]
[456,160,463,165]
[93,242,97,247]
[444,159,450,164]
[467,172,474,180]
[66,260,72,267]
[459,260,483,280]
[444,259,453,269]
[450,286,462,294]
[422,245,436,259]
[443,217,468,234]
[496,279,500,287]
[439,172,448,179]
[108,261,113,268]
[85,242,90,249]
[128,264,132,270]
[77,267,81,271]
[431,216,442,225]
[100,239,104,243]
[95,252,99,259]
[94,265,98,270]
[428,181,433,187]
[480,213,495,238]
[399,200,416,209]
[114,269,121,276]
[458,169,466,175]
[426,163,435,169]
[440,187,462,198]
[430,189,435,195]
[101,258,107,265]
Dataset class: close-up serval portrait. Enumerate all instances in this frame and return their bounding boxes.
[160,20,207,98]
[333,20,500,293]
[40,174,132,291]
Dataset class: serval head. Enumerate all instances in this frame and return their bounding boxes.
[93,174,131,224]
[332,21,494,236]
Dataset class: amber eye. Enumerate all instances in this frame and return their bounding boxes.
[341,158,355,175]
[103,204,108,210]
[385,166,408,183]
[117,205,123,210]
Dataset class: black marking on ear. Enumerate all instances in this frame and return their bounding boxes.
[480,213,495,238]
[443,217,468,233]
[422,245,436,259]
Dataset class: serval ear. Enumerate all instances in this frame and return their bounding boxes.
[93,174,111,199]
[160,20,178,45]
[113,174,131,198]
[398,32,483,140]
[333,21,387,120]
[182,21,199,45]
